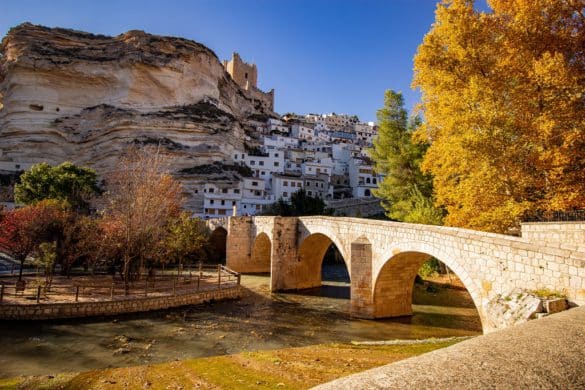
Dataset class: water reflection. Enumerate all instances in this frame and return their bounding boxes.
[0,268,481,378]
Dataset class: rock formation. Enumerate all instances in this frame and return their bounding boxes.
[0,23,276,210]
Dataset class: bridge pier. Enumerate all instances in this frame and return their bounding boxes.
[225,217,253,273]
[270,217,307,291]
[350,238,374,318]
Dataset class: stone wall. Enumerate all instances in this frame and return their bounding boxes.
[0,286,240,320]
[521,222,585,251]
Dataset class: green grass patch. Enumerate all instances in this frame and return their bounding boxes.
[183,355,296,389]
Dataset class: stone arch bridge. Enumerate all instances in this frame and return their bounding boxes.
[209,216,585,332]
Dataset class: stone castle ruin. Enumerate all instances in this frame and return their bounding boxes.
[223,52,275,112]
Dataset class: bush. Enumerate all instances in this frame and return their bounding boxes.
[418,257,441,278]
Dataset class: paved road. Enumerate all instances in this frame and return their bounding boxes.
[315,306,585,389]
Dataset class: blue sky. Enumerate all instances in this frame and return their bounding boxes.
[1,0,489,123]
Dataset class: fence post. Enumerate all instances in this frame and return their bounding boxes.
[217,264,221,289]
[237,274,241,286]
[197,274,200,292]
[75,286,79,302]
[0,284,4,303]
[36,285,41,303]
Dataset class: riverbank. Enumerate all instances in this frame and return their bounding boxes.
[0,338,466,389]
[0,271,481,378]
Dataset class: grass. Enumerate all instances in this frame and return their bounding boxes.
[0,339,464,389]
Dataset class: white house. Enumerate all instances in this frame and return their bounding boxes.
[240,177,274,215]
[301,158,334,177]
[202,181,241,218]
[348,158,379,198]
[291,124,317,141]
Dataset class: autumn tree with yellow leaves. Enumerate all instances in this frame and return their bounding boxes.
[413,0,585,232]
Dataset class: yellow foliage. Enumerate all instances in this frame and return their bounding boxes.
[413,0,585,232]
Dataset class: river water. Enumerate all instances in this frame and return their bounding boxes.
[0,266,481,378]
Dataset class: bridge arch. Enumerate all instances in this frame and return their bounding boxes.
[249,232,272,273]
[372,241,485,330]
[295,232,350,290]
[208,226,228,263]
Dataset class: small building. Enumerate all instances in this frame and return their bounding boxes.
[272,173,304,201]
[303,173,332,199]
[348,158,380,198]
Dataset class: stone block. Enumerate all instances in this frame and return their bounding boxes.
[543,298,568,314]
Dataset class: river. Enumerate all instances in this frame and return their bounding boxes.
[0,266,481,378]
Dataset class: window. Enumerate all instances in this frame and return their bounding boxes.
[250,160,256,165]
[234,189,240,194]
[283,192,288,197]
[259,161,264,166]
[308,191,312,196]
[366,178,371,184]
[274,161,280,167]
[210,200,214,204]
[194,189,198,194]
[232,201,236,206]
[218,209,226,215]
[252,181,258,186]
[244,205,247,209]
[283,181,288,187]
[221,200,225,206]
[15,164,21,169]
[297,182,302,188]
[373,178,377,184]
[209,188,214,193]
[234,154,238,159]
[222,188,228,193]
[275,153,279,157]
[245,72,248,79]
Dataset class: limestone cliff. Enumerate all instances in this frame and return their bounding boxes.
[0,23,276,209]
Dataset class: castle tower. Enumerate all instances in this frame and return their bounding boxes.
[222,52,258,91]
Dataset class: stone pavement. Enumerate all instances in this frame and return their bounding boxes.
[314,306,585,389]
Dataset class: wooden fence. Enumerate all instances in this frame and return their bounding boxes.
[0,264,240,305]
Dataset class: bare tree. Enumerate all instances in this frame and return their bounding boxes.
[102,147,183,290]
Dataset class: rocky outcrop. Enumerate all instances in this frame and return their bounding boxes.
[0,23,276,209]
[485,289,569,329]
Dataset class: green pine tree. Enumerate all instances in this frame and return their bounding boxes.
[369,90,442,225]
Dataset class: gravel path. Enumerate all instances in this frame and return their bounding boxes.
[315,306,585,389]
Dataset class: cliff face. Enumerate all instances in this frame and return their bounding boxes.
[0,23,275,208]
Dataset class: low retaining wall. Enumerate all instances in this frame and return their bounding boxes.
[0,285,241,320]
